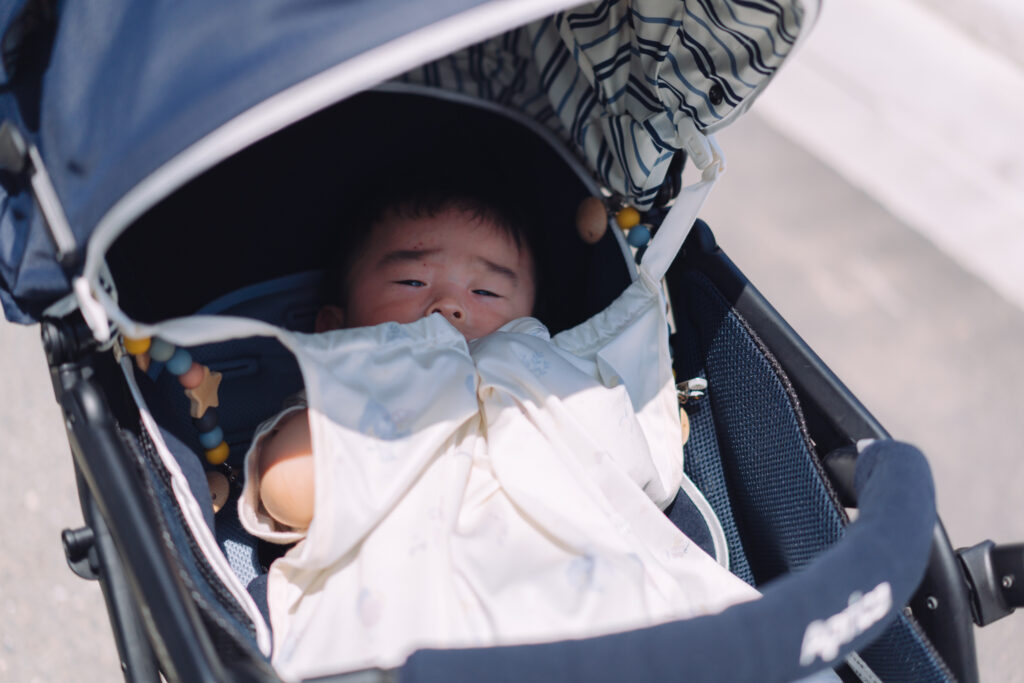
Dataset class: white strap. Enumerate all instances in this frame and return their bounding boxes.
[639,130,724,282]
[73,276,112,343]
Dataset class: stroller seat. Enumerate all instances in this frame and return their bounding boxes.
[123,223,950,681]
[88,88,953,682]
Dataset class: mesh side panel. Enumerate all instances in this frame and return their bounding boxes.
[680,271,955,681]
[673,318,754,584]
[218,491,262,587]
[132,427,268,662]
[860,616,955,682]
[684,272,845,582]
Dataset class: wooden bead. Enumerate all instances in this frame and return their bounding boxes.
[679,406,691,447]
[615,206,640,230]
[124,336,151,356]
[149,337,176,362]
[206,470,230,514]
[205,441,230,465]
[135,352,151,373]
[178,362,205,389]
[575,196,608,244]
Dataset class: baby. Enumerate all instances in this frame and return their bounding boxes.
[256,193,537,529]
[239,190,759,679]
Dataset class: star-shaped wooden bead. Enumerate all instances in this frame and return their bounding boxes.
[184,365,222,418]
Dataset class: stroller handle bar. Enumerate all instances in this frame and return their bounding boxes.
[374,439,936,683]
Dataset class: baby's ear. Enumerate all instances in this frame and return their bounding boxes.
[315,305,345,332]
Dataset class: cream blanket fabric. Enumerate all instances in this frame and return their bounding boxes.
[239,269,758,680]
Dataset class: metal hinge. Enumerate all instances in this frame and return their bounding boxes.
[677,377,708,404]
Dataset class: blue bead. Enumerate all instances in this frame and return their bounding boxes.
[198,426,224,450]
[627,224,651,247]
[165,348,193,375]
[149,337,176,362]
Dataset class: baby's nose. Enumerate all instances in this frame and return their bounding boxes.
[429,297,466,324]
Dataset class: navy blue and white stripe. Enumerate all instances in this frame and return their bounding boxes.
[401,0,812,207]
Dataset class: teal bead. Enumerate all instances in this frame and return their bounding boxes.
[166,348,193,375]
[626,224,651,247]
[198,426,224,450]
[149,338,176,362]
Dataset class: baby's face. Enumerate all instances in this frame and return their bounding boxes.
[335,207,535,340]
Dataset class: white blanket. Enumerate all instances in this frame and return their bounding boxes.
[239,269,759,681]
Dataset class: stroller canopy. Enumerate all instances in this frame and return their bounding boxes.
[0,0,815,324]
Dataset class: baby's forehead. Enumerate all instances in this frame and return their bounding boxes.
[364,209,530,261]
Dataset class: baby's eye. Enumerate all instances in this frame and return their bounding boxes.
[472,289,500,298]
[396,280,426,287]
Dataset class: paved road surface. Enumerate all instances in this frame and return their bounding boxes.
[0,320,121,681]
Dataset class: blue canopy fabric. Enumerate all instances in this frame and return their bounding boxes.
[0,0,499,322]
[0,0,815,324]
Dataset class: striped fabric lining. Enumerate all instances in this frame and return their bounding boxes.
[399,0,813,208]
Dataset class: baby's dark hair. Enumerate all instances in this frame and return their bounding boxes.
[325,184,542,313]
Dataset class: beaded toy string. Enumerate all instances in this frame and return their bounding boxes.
[124,336,233,512]
[123,335,230,466]
[575,197,651,250]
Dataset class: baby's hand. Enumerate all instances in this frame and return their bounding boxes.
[258,410,315,529]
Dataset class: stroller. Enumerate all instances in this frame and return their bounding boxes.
[0,0,1020,680]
